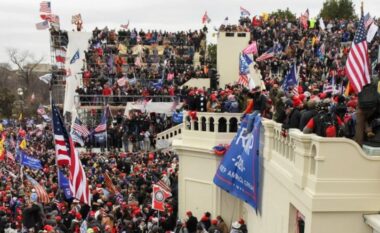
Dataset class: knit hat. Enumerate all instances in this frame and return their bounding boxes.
[292,97,302,108]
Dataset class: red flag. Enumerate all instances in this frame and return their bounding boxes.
[152,184,172,211]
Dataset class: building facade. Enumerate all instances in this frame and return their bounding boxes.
[172,112,380,233]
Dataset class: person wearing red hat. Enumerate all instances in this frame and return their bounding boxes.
[207,94,221,112]
[185,211,198,233]
[208,219,220,233]
[283,96,303,130]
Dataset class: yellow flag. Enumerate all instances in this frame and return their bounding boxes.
[261,12,269,22]
[18,113,23,121]
[0,124,3,132]
[19,139,27,150]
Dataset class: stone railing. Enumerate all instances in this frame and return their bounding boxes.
[262,119,380,211]
[156,123,183,141]
[183,111,242,133]
[177,111,242,149]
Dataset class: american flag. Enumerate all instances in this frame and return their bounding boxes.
[52,104,90,205]
[94,108,107,133]
[35,21,49,30]
[55,48,66,65]
[26,174,50,204]
[52,104,71,166]
[69,142,90,205]
[104,172,118,194]
[256,44,283,62]
[120,20,130,30]
[364,13,374,29]
[240,6,251,17]
[104,172,123,203]
[202,11,211,24]
[40,1,51,19]
[345,17,371,94]
[156,179,172,194]
[238,74,249,87]
[72,117,90,137]
[238,54,251,87]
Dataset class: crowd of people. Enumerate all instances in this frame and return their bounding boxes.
[0,117,247,233]
[3,8,380,233]
[181,15,380,147]
[75,27,211,106]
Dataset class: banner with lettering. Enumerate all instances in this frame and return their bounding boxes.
[213,113,261,210]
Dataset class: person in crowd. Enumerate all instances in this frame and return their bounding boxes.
[207,94,221,112]
[186,211,198,233]
[216,216,229,233]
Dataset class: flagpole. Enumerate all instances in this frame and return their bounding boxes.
[157,211,160,228]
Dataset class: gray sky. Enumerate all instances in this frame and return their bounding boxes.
[0,0,378,64]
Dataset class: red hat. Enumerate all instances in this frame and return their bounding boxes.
[211,219,218,225]
[44,225,54,232]
[238,218,245,224]
[55,216,62,222]
[106,202,113,207]
[75,213,82,220]
[186,211,192,216]
[292,97,302,108]
[89,211,96,217]
[210,94,217,101]
[319,93,327,99]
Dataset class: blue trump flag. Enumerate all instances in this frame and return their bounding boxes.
[282,64,298,91]
[213,113,261,210]
[70,49,80,64]
[58,169,73,200]
[19,151,43,170]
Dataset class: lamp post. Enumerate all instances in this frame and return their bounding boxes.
[17,87,24,118]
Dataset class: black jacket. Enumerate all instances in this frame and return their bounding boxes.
[186,216,198,233]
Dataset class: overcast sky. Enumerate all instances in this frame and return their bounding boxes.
[0,0,378,64]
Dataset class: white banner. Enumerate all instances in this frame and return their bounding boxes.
[63,32,92,115]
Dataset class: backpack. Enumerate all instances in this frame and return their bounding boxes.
[358,84,378,109]
[314,113,339,137]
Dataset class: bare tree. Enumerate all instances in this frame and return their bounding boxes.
[7,48,44,89]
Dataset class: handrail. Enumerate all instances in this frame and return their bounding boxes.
[156,123,183,141]
[182,111,242,133]
[74,95,179,106]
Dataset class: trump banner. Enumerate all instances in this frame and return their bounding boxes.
[213,113,261,210]
[152,184,172,211]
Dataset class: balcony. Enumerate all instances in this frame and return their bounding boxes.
[74,95,176,110]
[173,112,380,233]
[175,111,242,150]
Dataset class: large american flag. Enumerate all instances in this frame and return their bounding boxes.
[52,104,71,166]
[69,137,90,205]
[26,175,49,204]
[345,17,371,94]
[72,117,90,137]
[51,103,90,205]
[256,44,283,62]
